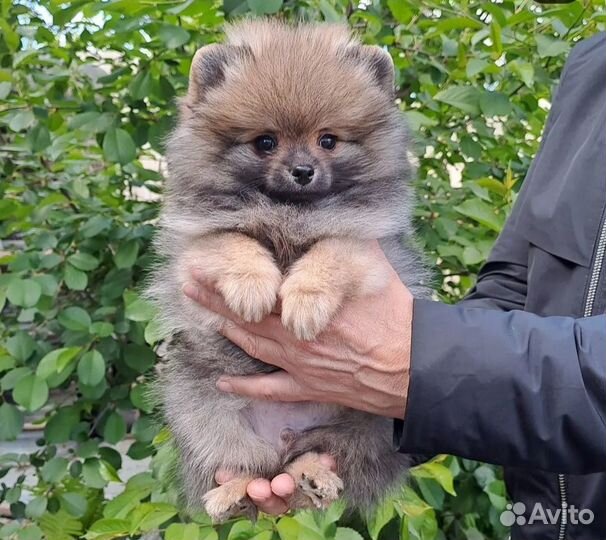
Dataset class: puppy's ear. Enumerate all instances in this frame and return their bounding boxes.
[344,45,395,96]
[187,44,251,101]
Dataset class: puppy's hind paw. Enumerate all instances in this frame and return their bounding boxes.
[285,452,344,511]
[296,469,344,510]
[203,479,257,523]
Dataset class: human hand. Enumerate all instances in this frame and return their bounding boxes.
[182,241,413,419]
[214,454,336,515]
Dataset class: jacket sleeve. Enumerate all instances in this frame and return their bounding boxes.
[396,301,606,473]
[394,187,606,474]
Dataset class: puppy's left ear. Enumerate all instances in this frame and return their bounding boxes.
[345,45,395,96]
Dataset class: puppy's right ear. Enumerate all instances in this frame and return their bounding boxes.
[187,44,230,101]
[187,44,251,101]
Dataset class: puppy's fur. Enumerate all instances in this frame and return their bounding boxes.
[148,20,429,522]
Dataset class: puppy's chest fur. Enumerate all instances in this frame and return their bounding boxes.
[244,224,315,271]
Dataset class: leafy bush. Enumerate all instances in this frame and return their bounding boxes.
[0,1,603,539]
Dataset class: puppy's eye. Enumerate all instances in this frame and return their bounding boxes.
[318,134,337,150]
[254,135,277,153]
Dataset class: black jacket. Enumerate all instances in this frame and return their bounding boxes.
[396,33,606,539]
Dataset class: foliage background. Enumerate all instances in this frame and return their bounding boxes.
[0,1,604,539]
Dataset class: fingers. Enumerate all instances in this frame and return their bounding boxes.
[182,282,245,325]
[220,321,288,368]
[319,453,337,471]
[217,371,312,402]
[214,469,233,484]
[247,478,289,515]
[270,473,296,498]
[183,281,291,343]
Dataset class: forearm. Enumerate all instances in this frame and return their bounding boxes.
[396,300,606,473]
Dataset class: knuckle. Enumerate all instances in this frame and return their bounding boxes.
[244,335,258,358]
[259,383,276,401]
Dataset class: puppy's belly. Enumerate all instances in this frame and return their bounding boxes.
[240,401,339,450]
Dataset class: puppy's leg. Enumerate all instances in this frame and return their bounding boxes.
[285,452,344,510]
[181,232,281,322]
[280,238,389,340]
[203,476,257,523]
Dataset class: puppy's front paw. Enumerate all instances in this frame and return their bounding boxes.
[203,479,257,523]
[217,263,281,323]
[280,276,343,340]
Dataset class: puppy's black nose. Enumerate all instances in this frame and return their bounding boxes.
[291,165,314,186]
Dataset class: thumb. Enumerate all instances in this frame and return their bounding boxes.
[217,371,311,402]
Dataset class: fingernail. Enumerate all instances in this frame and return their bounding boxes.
[216,377,233,392]
[182,283,198,299]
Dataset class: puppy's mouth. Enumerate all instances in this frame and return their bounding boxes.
[259,186,329,205]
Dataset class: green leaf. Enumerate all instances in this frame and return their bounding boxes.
[33,274,59,297]
[9,110,35,131]
[64,264,88,290]
[7,278,42,307]
[124,295,156,322]
[25,497,48,519]
[113,240,139,269]
[412,461,456,496]
[454,199,505,232]
[509,59,534,87]
[0,403,24,440]
[37,347,81,380]
[13,373,49,411]
[58,307,91,332]
[466,58,489,78]
[158,25,191,48]
[39,510,83,540]
[247,0,282,15]
[103,128,137,165]
[68,252,100,271]
[27,123,51,152]
[399,486,433,518]
[128,503,178,533]
[85,518,130,540]
[45,406,80,444]
[91,322,114,337]
[103,411,127,444]
[124,343,156,373]
[80,216,111,238]
[367,497,395,540]
[387,0,412,24]
[40,456,69,483]
[479,91,511,117]
[82,459,109,489]
[77,350,106,386]
[129,69,153,100]
[536,35,570,58]
[403,111,438,131]
[276,517,300,540]
[335,528,364,540]
[6,331,36,361]
[60,492,88,517]
[165,523,200,540]
[434,86,481,115]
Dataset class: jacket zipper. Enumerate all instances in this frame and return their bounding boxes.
[557,209,606,540]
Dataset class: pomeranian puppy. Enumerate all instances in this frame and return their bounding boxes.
[148,20,429,522]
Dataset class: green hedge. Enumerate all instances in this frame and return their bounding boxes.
[0,1,603,539]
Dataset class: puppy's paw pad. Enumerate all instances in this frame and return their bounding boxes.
[203,485,257,523]
[280,288,340,340]
[296,470,344,510]
[218,265,281,323]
